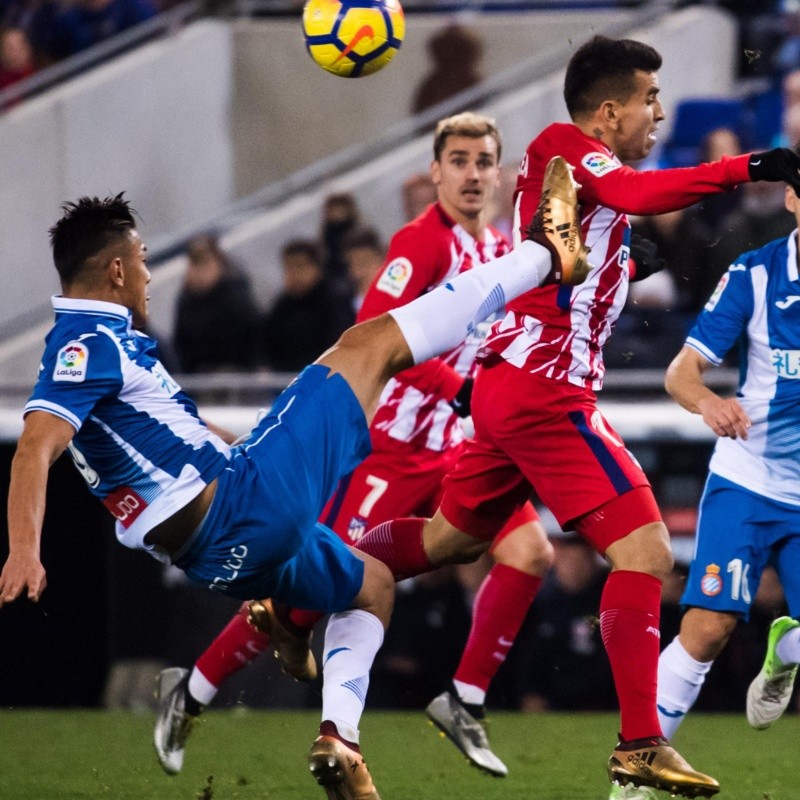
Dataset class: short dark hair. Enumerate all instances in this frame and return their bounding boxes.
[49,193,137,285]
[564,36,662,119]
[281,239,322,266]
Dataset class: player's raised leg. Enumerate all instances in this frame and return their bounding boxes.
[315,155,591,419]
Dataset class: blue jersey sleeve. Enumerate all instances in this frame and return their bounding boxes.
[25,330,123,431]
[685,263,754,365]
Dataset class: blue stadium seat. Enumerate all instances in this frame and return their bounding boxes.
[659,98,747,168]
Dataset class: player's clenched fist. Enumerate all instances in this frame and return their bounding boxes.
[748,147,800,195]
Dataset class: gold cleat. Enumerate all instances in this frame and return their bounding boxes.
[526,155,593,286]
[607,737,720,798]
[308,736,381,800]
[247,598,317,682]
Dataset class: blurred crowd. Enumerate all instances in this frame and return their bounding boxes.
[0,0,159,90]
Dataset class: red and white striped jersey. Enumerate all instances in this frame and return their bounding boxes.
[358,202,510,453]
[480,122,751,390]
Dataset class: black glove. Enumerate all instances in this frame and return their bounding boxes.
[450,378,474,418]
[748,148,800,195]
[629,234,666,282]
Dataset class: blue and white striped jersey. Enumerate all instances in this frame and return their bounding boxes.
[686,230,800,505]
[26,297,231,554]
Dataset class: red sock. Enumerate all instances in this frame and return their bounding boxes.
[355,518,432,579]
[195,602,270,688]
[288,607,325,631]
[600,570,663,741]
[454,564,541,692]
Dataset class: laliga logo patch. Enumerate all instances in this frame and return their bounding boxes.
[704,272,729,312]
[700,563,722,596]
[53,341,89,382]
[376,257,413,298]
[581,152,620,177]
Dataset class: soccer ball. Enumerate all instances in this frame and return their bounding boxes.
[302,0,405,78]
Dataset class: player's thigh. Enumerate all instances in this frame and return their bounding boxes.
[241,364,371,527]
[681,476,772,619]
[321,447,451,543]
[771,527,800,617]
[440,433,532,542]
[250,522,367,613]
[473,362,649,531]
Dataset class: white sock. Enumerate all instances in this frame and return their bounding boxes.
[321,609,385,745]
[776,626,800,665]
[389,240,552,364]
[452,679,486,707]
[657,636,713,740]
[188,667,218,706]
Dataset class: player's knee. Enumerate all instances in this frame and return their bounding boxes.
[493,528,554,576]
[681,608,737,657]
[354,557,395,627]
[606,521,673,580]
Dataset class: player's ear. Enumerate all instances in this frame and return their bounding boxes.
[430,159,442,185]
[599,100,619,129]
[109,256,125,287]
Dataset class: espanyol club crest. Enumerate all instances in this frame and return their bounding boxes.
[700,563,722,596]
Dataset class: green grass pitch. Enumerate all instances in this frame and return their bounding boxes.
[0,710,795,799]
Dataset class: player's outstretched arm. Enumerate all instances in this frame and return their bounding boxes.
[665,346,751,440]
[0,411,75,607]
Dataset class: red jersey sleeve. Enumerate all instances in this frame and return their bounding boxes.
[514,123,752,232]
[357,213,465,401]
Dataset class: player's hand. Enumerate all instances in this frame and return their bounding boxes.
[450,378,474,418]
[748,148,800,195]
[696,395,751,440]
[629,234,666,282]
[0,552,47,607]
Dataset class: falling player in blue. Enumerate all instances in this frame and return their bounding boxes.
[655,183,800,746]
[0,184,587,799]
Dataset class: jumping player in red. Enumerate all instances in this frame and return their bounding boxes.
[353,36,800,798]
[154,112,554,778]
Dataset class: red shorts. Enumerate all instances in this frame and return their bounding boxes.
[321,437,538,545]
[440,360,659,552]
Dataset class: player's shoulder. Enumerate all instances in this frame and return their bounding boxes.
[728,235,790,275]
[43,316,123,376]
[390,204,451,253]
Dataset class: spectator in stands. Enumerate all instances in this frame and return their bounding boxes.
[401,172,437,222]
[260,239,354,373]
[0,26,35,97]
[710,180,797,276]
[516,535,616,712]
[320,192,361,288]
[341,227,385,314]
[411,24,483,116]
[2,0,63,67]
[50,0,157,60]
[172,233,259,374]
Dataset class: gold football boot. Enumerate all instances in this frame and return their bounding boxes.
[607,736,720,798]
[526,155,593,286]
[247,597,317,682]
[308,735,381,800]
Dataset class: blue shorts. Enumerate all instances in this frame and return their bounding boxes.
[174,365,370,612]
[682,473,800,620]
